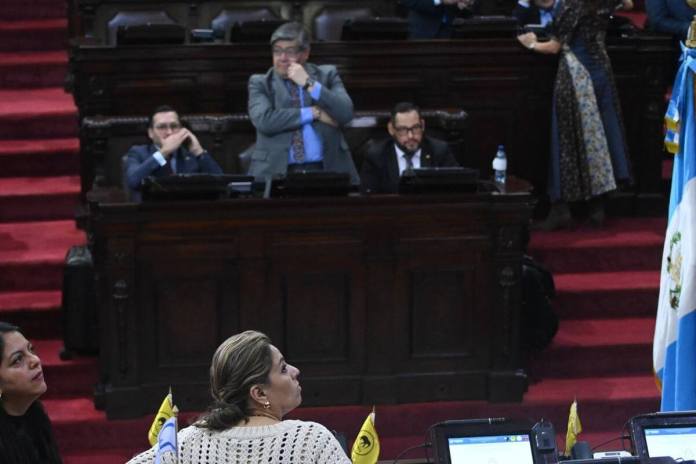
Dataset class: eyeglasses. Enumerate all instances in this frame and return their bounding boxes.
[153,122,182,132]
[393,124,423,136]
[272,46,303,58]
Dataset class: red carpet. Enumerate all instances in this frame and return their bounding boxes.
[0,1,662,461]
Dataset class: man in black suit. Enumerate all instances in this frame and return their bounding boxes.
[360,102,459,194]
[401,0,478,39]
[124,105,223,201]
[512,0,558,27]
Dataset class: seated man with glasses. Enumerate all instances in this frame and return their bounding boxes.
[247,22,359,184]
[360,102,459,194]
[124,105,223,201]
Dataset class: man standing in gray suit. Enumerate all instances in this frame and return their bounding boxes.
[247,22,359,184]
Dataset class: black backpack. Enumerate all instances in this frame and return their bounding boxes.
[521,255,558,351]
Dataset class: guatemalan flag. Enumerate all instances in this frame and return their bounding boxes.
[654,43,696,412]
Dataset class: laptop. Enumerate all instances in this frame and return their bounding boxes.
[629,411,696,461]
[430,419,541,464]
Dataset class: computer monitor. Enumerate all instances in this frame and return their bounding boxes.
[430,419,540,464]
[630,411,696,461]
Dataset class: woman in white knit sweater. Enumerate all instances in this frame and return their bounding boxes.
[127,330,350,464]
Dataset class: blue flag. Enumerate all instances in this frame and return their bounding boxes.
[155,416,178,464]
[654,44,696,411]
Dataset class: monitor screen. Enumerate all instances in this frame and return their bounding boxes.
[429,420,540,464]
[447,433,535,464]
[629,411,696,460]
[644,426,696,460]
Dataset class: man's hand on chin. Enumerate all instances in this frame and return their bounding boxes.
[287,63,310,88]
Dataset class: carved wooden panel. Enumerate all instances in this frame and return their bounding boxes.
[90,194,534,417]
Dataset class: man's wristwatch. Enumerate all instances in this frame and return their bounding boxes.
[303,78,315,90]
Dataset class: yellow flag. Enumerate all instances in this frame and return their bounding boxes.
[351,408,380,464]
[147,389,178,446]
[564,399,583,456]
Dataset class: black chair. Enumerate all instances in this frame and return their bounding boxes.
[107,11,183,45]
[312,6,373,41]
[211,8,281,41]
[116,23,186,45]
[230,18,287,42]
[341,17,409,41]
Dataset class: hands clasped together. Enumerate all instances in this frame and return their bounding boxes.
[159,128,204,158]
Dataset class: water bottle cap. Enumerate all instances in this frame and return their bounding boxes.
[498,145,504,150]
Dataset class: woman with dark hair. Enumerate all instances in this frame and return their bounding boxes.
[0,321,63,463]
[128,330,350,463]
[517,0,634,229]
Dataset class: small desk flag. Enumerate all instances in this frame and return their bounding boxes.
[564,399,582,457]
[155,416,178,464]
[351,408,380,464]
[148,388,178,446]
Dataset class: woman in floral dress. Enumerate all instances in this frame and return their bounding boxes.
[518,0,633,228]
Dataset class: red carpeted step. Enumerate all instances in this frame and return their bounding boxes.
[529,218,666,274]
[0,138,79,177]
[0,50,68,88]
[0,19,67,52]
[35,339,98,397]
[0,219,84,291]
[0,87,77,139]
[0,290,62,338]
[555,287,659,320]
[554,270,660,294]
[552,270,659,320]
[0,0,67,21]
[530,318,655,378]
[0,175,80,222]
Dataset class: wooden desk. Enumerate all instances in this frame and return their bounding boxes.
[68,35,677,210]
[90,191,534,418]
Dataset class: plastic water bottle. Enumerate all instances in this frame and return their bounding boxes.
[492,145,507,185]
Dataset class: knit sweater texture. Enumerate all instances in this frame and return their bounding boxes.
[126,419,351,464]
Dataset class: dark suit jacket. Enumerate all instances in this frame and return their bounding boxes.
[512,3,543,25]
[646,0,696,39]
[247,63,359,185]
[401,0,479,39]
[360,136,459,193]
[124,143,223,202]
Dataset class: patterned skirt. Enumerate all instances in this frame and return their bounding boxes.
[547,44,631,202]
